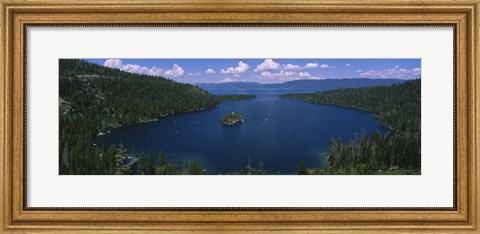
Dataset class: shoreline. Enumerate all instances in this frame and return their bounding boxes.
[94,97,247,137]
[95,105,219,137]
[280,96,394,132]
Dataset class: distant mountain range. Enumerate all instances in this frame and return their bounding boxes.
[196,79,406,91]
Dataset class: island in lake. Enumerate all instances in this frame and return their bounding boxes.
[221,112,245,125]
[59,58,421,175]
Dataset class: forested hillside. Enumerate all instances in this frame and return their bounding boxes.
[59,59,220,175]
[281,79,421,174]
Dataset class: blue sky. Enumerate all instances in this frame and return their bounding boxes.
[87,59,421,84]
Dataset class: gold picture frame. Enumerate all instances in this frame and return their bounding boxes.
[1,0,479,232]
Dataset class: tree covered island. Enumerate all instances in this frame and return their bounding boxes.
[221,112,245,125]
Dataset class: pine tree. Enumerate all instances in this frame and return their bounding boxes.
[61,144,70,173]
[258,162,266,175]
[114,144,131,175]
[138,152,146,175]
[297,161,308,175]
[145,151,155,175]
[159,152,166,166]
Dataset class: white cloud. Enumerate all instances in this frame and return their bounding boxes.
[357,65,421,79]
[205,68,216,74]
[218,78,248,83]
[281,62,335,71]
[163,64,184,78]
[253,60,338,76]
[259,71,322,81]
[188,72,201,76]
[355,69,363,72]
[147,67,164,76]
[411,67,422,74]
[319,64,336,68]
[104,59,164,76]
[283,64,303,70]
[254,59,281,72]
[104,59,123,68]
[345,64,351,67]
[304,63,319,69]
[260,71,272,79]
[103,59,184,78]
[260,71,296,80]
[298,72,311,77]
[219,77,237,83]
[221,61,250,74]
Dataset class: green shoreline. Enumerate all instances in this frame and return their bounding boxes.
[94,95,256,137]
[282,98,394,131]
[279,79,421,175]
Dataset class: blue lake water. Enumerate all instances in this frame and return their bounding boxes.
[95,90,388,174]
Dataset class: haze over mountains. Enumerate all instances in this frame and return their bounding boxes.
[195,78,406,91]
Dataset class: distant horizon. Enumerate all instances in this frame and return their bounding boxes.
[192,77,419,85]
[86,58,421,84]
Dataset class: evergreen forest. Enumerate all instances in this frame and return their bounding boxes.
[60,59,236,175]
[281,79,421,174]
[59,59,421,175]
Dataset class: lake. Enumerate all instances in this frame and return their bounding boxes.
[95,89,388,174]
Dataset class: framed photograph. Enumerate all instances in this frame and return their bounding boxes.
[1,0,478,233]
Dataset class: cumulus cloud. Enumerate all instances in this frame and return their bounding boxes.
[221,77,235,82]
[104,59,164,76]
[282,64,303,71]
[254,59,281,72]
[304,63,319,69]
[221,61,250,74]
[163,64,184,78]
[219,77,238,83]
[253,60,338,74]
[298,72,311,77]
[104,59,123,68]
[259,71,322,81]
[103,59,185,78]
[345,64,351,67]
[205,68,216,74]
[355,69,363,72]
[280,62,335,71]
[319,64,336,68]
[188,72,201,76]
[260,71,294,80]
[412,67,421,73]
[357,65,421,79]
